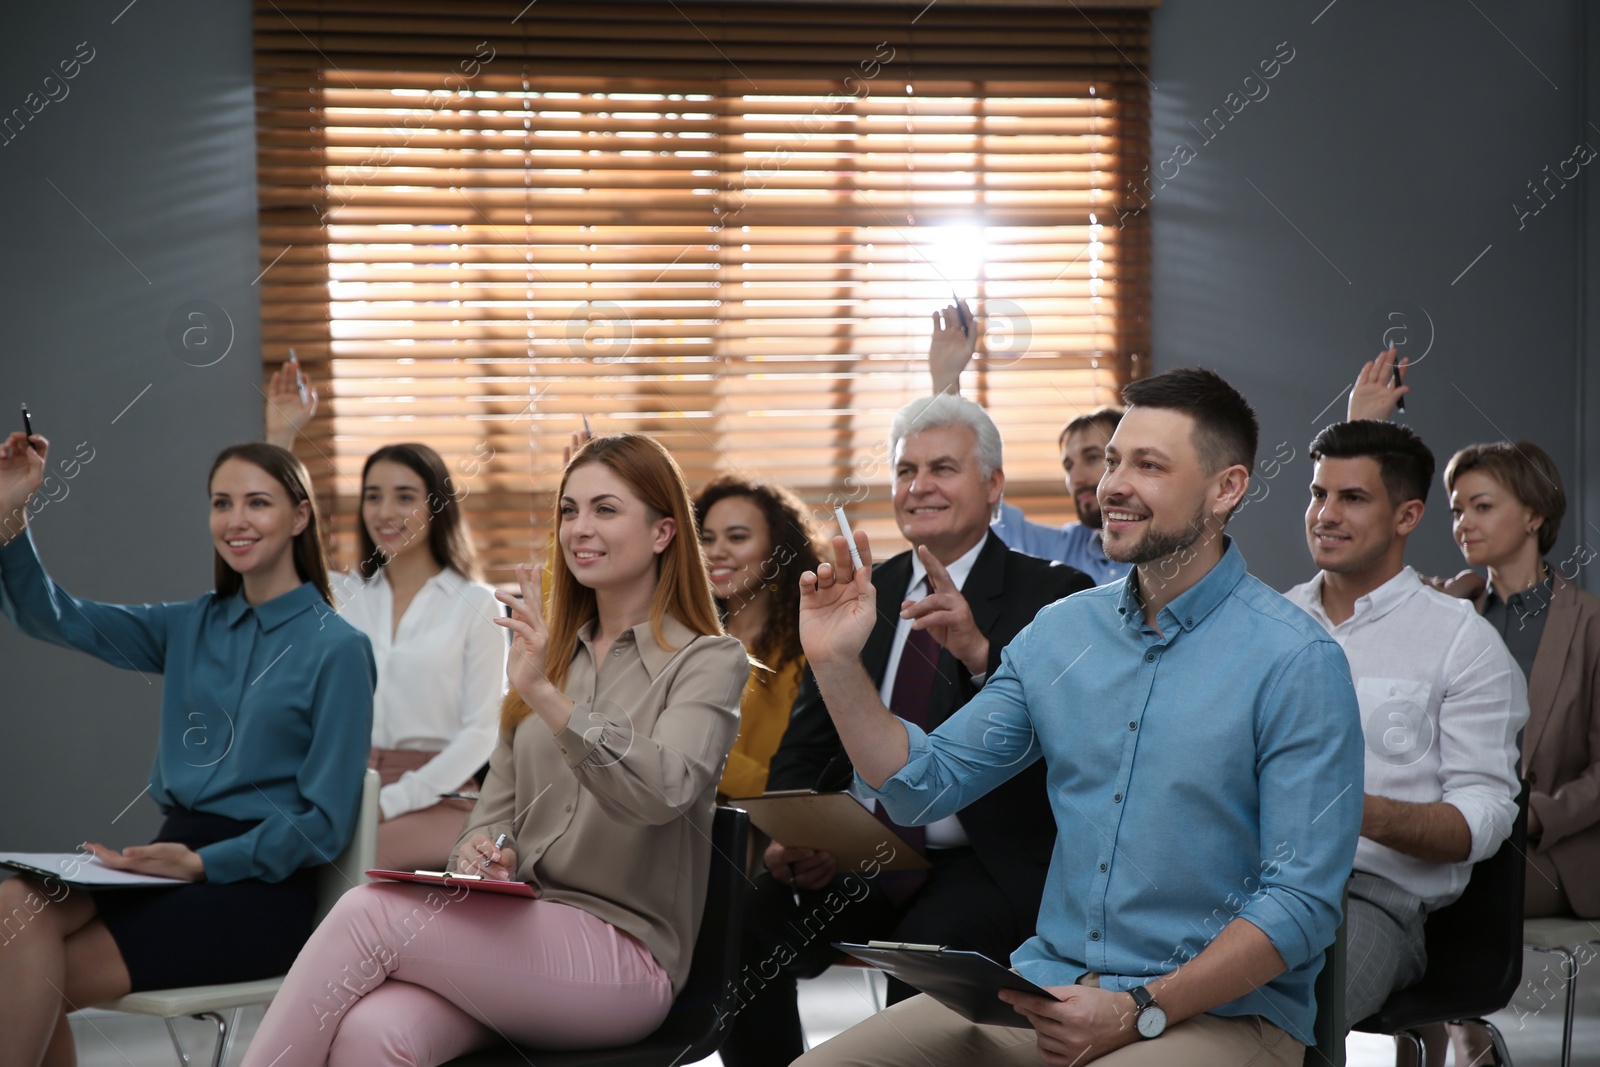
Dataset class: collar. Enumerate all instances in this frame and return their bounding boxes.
[908,533,988,596]
[221,582,327,632]
[1116,536,1247,634]
[1486,566,1554,618]
[578,612,702,680]
[1305,565,1421,627]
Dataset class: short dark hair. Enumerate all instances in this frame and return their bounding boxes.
[1120,368,1258,474]
[1309,421,1436,507]
[1444,441,1567,556]
[1057,407,1123,450]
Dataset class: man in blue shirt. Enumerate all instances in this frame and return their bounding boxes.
[928,302,1130,585]
[794,368,1364,1066]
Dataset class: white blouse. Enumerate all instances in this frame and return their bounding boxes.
[334,567,508,820]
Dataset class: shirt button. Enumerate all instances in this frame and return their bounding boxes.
[564,804,573,813]
[1113,792,1123,803]
[534,846,544,855]
[612,648,621,656]
[1144,652,1155,662]
[1098,861,1108,872]
[1090,930,1101,941]
[1128,721,1137,731]
[1185,617,1193,627]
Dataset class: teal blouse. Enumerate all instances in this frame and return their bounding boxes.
[0,530,375,884]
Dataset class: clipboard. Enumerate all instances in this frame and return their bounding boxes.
[729,790,930,871]
[0,852,189,889]
[835,941,1054,1028]
[366,869,537,898]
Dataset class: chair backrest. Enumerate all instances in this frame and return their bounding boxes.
[1413,780,1529,1015]
[315,768,380,923]
[649,806,750,1042]
[1354,780,1529,1032]
[1310,892,1348,1067]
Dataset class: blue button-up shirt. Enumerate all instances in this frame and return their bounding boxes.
[1,530,375,884]
[863,539,1363,1041]
[991,501,1131,586]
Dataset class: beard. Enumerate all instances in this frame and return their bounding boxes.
[1104,502,1210,565]
[1075,490,1103,530]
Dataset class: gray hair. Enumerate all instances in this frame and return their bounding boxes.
[888,394,1004,480]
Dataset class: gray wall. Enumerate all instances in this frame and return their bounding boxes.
[0,1,263,848]
[1149,0,1596,592]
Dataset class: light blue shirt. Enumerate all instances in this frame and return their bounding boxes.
[991,501,1130,585]
[1,530,375,884]
[862,539,1363,1041]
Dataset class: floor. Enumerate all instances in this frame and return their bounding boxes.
[71,947,1599,1066]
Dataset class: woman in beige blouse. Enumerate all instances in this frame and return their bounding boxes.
[240,433,749,1067]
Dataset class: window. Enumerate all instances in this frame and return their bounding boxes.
[255,1,1150,581]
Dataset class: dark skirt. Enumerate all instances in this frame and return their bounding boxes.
[94,808,318,992]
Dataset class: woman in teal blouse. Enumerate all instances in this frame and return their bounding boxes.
[0,433,375,1067]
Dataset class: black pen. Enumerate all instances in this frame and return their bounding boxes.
[582,412,592,437]
[783,863,802,907]
[1389,356,1407,413]
[952,294,970,337]
[21,403,34,443]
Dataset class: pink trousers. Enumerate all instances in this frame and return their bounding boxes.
[240,883,674,1067]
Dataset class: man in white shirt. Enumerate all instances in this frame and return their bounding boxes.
[1284,420,1527,1028]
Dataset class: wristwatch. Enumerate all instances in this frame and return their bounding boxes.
[1129,985,1167,1039]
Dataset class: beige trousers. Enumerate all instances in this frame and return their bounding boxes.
[794,993,1305,1067]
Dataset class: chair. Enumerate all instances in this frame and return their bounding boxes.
[1521,915,1600,1067]
[445,806,751,1067]
[1352,781,1530,1065]
[1308,895,1348,1067]
[84,768,380,1067]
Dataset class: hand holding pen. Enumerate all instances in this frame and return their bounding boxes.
[458,831,518,880]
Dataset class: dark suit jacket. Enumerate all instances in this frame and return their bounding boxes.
[1522,574,1600,916]
[767,531,1093,924]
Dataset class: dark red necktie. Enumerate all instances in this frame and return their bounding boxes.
[875,608,939,903]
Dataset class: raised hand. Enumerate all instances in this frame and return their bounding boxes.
[902,545,990,675]
[561,427,594,468]
[264,358,319,448]
[1347,347,1410,422]
[928,300,978,396]
[494,563,552,703]
[83,840,205,882]
[0,431,47,546]
[798,531,878,668]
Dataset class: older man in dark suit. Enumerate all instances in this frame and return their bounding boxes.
[719,394,1091,1067]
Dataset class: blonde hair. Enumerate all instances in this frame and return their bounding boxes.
[1444,441,1567,557]
[500,433,726,736]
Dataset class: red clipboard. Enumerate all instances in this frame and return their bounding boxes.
[366,869,537,898]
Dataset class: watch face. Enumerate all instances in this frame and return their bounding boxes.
[1136,1004,1168,1039]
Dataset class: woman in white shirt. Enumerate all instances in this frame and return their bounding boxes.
[340,443,507,871]
[266,367,506,871]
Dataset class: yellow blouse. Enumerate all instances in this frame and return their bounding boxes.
[718,655,805,799]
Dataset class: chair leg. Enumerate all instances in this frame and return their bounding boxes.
[163,1017,193,1067]
[1551,946,1578,1067]
[215,1007,244,1067]
[1481,1019,1514,1067]
[1392,1030,1424,1067]
[192,1011,230,1067]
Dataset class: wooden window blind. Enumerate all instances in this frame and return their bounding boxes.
[254,1,1151,583]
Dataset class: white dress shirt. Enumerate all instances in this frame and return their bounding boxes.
[334,567,508,821]
[874,535,989,849]
[1285,567,1527,909]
